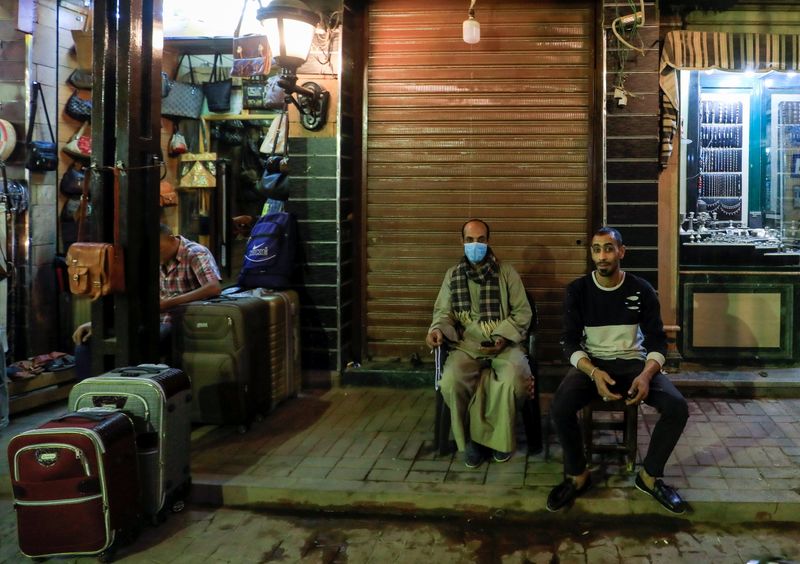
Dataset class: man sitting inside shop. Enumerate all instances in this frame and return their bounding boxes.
[73,224,221,375]
[426,219,533,467]
[547,227,689,514]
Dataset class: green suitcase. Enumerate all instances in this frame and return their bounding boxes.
[68,364,192,522]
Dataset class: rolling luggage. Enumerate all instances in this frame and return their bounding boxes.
[226,287,301,410]
[68,364,192,523]
[172,296,269,430]
[7,411,140,560]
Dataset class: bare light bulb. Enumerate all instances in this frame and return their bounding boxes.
[463,15,480,44]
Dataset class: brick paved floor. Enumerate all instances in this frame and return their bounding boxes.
[184,388,800,520]
[2,388,800,521]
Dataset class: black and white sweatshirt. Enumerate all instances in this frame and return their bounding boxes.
[561,271,667,368]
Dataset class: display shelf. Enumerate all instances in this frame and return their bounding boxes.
[697,93,749,221]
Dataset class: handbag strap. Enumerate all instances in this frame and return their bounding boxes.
[269,102,290,159]
[76,167,90,242]
[186,55,196,85]
[27,82,55,145]
[112,166,121,248]
[234,0,263,38]
[210,53,219,82]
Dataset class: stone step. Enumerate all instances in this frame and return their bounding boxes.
[343,362,800,398]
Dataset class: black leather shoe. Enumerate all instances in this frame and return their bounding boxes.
[465,441,488,469]
[492,450,512,463]
[635,474,687,514]
[546,475,592,512]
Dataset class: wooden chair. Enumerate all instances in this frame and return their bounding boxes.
[433,296,542,456]
[581,398,639,472]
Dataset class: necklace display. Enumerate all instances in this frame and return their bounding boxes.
[697,99,744,219]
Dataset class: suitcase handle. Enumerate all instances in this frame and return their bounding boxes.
[112,365,166,375]
[53,410,114,422]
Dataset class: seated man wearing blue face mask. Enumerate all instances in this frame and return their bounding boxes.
[426,219,533,467]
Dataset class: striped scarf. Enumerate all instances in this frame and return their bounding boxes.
[449,250,502,337]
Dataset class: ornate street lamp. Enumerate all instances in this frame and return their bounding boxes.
[257,0,330,131]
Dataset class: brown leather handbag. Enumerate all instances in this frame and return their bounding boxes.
[66,167,125,301]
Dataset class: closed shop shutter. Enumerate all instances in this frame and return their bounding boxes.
[365,0,595,361]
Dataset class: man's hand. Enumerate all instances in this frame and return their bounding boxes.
[72,322,92,345]
[479,336,508,356]
[426,329,444,349]
[626,373,651,405]
[593,369,623,401]
[160,297,175,313]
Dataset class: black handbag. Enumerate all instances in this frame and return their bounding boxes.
[161,55,205,120]
[2,163,29,213]
[203,54,232,113]
[67,69,93,90]
[25,82,58,172]
[60,162,86,196]
[65,89,92,122]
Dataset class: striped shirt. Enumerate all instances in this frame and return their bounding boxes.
[160,236,220,323]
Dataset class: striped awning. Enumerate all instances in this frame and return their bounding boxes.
[660,30,800,166]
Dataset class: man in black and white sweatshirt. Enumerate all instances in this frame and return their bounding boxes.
[547,227,689,514]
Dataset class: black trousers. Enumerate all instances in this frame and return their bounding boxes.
[550,358,689,477]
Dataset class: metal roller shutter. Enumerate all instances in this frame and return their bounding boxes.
[365,0,595,361]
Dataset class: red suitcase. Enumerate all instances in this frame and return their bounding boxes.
[7,411,141,559]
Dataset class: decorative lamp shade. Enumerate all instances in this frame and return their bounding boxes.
[257,0,319,70]
[463,16,480,44]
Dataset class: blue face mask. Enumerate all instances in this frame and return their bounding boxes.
[464,242,488,264]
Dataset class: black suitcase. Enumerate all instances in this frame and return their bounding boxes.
[172,296,269,431]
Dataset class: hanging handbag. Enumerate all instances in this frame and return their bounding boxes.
[161,55,205,120]
[66,167,126,301]
[203,54,232,113]
[243,76,285,111]
[65,89,93,122]
[60,162,86,196]
[178,153,217,188]
[0,118,17,161]
[25,82,58,172]
[168,123,188,156]
[67,68,93,90]
[62,122,92,160]
[158,155,177,207]
[231,0,271,78]
[258,108,290,201]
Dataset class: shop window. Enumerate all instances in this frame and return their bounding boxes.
[678,69,800,267]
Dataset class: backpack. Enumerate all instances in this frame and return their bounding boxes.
[237,211,296,290]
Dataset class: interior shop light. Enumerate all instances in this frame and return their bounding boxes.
[257,0,330,131]
[462,0,480,44]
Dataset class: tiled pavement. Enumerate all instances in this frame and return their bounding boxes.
[2,387,800,523]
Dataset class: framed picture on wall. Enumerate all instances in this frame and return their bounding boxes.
[793,154,800,177]
[794,185,800,209]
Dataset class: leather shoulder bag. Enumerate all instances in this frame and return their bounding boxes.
[66,166,126,301]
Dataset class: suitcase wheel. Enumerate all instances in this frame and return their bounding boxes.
[172,499,186,513]
[254,413,265,423]
[237,424,249,435]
